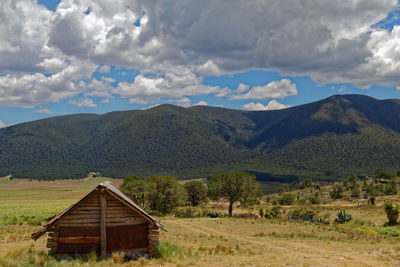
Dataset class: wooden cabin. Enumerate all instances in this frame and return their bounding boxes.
[31,181,164,258]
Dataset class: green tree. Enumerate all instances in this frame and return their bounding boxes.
[351,182,360,198]
[289,181,297,191]
[300,178,312,189]
[278,193,295,205]
[329,184,344,199]
[375,168,395,179]
[277,184,288,195]
[385,178,398,195]
[184,181,208,206]
[146,176,187,214]
[309,191,321,204]
[349,173,357,184]
[362,180,368,192]
[207,172,262,216]
[120,176,147,208]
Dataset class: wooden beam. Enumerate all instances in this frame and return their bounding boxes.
[58,236,100,244]
[100,191,107,259]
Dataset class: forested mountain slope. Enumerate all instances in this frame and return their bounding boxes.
[1,94,399,180]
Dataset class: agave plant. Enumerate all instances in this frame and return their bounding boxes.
[336,210,352,224]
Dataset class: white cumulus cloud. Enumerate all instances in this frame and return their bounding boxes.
[34,108,53,114]
[243,100,292,111]
[114,67,228,104]
[232,79,297,100]
[193,101,208,106]
[69,97,96,107]
[0,0,400,108]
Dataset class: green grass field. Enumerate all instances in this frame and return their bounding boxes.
[1,178,400,266]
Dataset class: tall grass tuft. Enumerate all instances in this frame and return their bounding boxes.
[112,251,125,263]
[0,247,57,267]
[155,241,184,259]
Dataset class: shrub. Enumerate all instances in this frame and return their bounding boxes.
[368,196,375,205]
[174,207,203,218]
[264,206,280,219]
[375,168,395,179]
[308,191,321,204]
[351,183,360,197]
[288,207,316,222]
[335,210,352,224]
[277,184,289,195]
[384,202,399,225]
[374,227,400,237]
[299,178,313,189]
[329,184,344,199]
[278,193,295,205]
[207,211,220,218]
[258,208,264,218]
[384,179,398,195]
[287,207,328,224]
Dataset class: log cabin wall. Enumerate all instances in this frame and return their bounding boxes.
[47,226,58,255]
[53,193,101,255]
[105,193,147,226]
[105,193,149,254]
[148,224,159,255]
[47,190,156,257]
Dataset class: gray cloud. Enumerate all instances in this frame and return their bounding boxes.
[0,0,399,107]
[231,79,297,100]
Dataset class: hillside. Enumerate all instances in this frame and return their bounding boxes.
[0,94,400,180]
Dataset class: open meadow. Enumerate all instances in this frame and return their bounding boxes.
[1,178,400,266]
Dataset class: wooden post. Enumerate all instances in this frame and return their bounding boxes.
[100,191,107,259]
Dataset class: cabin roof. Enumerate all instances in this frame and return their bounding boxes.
[31,180,164,240]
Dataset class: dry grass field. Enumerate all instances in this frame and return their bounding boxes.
[1,178,400,266]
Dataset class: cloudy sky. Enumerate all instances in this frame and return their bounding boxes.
[1,0,400,126]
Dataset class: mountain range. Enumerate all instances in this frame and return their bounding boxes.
[1,94,400,181]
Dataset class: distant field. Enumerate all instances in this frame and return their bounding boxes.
[0,177,122,226]
[1,178,400,266]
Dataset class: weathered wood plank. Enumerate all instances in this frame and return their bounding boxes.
[58,223,100,227]
[48,232,57,238]
[59,227,100,237]
[100,191,107,259]
[68,213,100,217]
[106,219,147,225]
[46,241,57,248]
[105,222,148,227]
[49,247,57,255]
[59,218,100,224]
[56,244,100,254]
[106,214,142,219]
[74,205,101,209]
[73,207,101,212]
[62,214,100,219]
[58,236,100,244]
[106,224,148,251]
[107,216,146,221]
